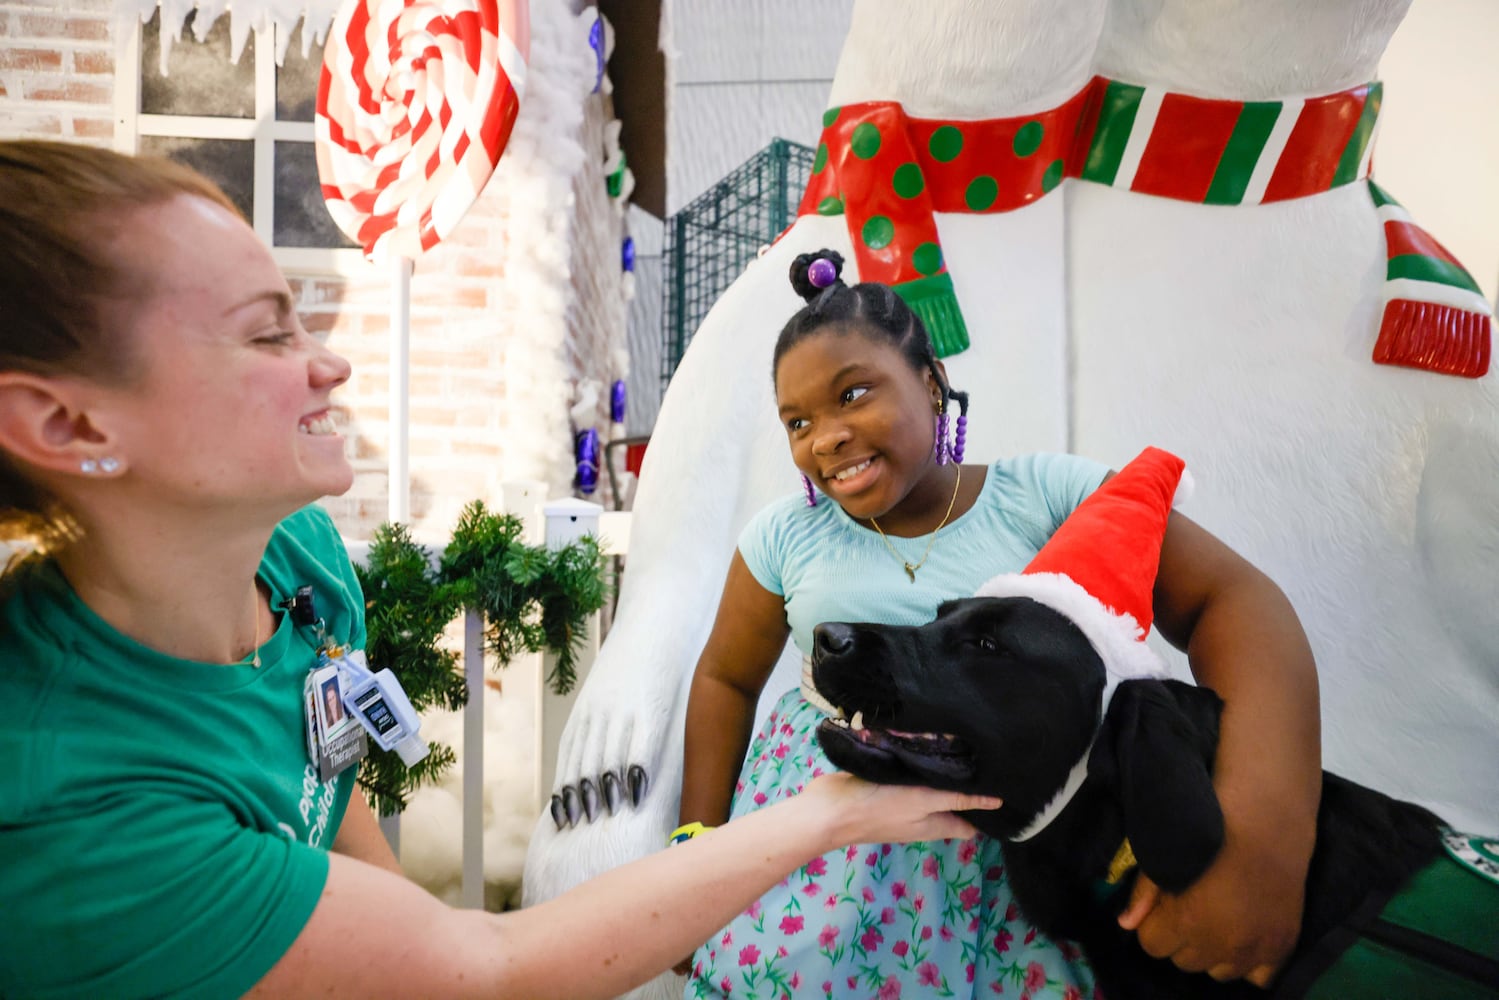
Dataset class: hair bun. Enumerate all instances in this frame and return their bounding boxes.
[789,249,845,302]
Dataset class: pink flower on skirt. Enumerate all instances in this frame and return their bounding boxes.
[779,914,804,935]
[819,924,840,948]
[738,944,761,967]
[1025,961,1047,992]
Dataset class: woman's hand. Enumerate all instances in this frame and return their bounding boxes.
[803,772,1001,848]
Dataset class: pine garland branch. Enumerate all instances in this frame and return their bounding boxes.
[351,501,611,813]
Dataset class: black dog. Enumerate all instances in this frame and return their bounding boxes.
[812,596,1499,1000]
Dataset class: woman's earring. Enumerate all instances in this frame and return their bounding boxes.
[951,414,967,464]
[82,457,122,475]
[934,411,950,466]
[801,474,818,507]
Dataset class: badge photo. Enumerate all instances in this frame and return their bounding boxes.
[313,663,352,739]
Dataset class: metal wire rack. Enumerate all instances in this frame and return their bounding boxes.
[660,138,815,391]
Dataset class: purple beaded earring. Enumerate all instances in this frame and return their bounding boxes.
[934,407,950,466]
[801,474,818,507]
[951,411,967,464]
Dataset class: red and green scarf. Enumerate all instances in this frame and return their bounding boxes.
[799,76,1491,378]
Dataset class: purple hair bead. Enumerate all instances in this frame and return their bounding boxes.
[807,257,837,289]
[801,474,818,507]
[952,414,968,464]
[934,412,950,465]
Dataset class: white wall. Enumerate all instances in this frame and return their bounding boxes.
[665,0,853,213]
[1375,0,1499,302]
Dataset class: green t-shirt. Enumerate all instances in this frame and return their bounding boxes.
[0,506,365,999]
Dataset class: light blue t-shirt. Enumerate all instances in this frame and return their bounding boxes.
[738,453,1109,656]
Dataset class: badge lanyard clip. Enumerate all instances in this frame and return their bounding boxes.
[285,584,430,767]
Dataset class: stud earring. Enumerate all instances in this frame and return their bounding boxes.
[100,457,120,474]
[801,474,818,507]
[80,458,99,474]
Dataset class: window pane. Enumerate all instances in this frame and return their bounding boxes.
[276,21,323,123]
[138,136,254,223]
[140,8,256,119]
[274,141,358,249]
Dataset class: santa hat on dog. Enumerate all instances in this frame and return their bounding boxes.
[975,446,1188,714]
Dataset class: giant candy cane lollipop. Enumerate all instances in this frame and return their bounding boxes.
[316,0,529,261]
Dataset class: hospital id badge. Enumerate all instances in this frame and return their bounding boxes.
[304,662,367,783]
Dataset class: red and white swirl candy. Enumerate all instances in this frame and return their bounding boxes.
[316,0,529,261]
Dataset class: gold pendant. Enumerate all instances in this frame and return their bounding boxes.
[903,563,916,583]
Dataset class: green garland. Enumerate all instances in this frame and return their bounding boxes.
[353,500,610,816]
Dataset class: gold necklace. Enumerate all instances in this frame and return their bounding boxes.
[868,464,962,583]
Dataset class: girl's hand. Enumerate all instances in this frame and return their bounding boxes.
[1117,815,1305,987]
[802,772,1001,847]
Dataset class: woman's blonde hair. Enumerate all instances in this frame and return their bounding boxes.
[0,140,240,550]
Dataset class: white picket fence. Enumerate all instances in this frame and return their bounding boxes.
[345,480,631,908]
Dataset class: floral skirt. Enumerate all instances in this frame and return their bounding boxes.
[686,689,1100,1000]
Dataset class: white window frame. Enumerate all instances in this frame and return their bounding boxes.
[113,16,371,277]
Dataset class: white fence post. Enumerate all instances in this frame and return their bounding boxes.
[500,482,549,819]
[459,607,485,908]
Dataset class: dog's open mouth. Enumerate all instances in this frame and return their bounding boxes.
[816,711,976,785]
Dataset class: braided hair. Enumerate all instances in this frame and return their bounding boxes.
[775,249,970,431]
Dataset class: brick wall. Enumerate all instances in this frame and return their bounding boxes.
[0,0,116,143]
[0,0,630,542]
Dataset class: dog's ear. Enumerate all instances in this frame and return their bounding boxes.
[1090,679,1224,893]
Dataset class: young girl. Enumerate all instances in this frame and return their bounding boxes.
[678,250,1324,998]
[0,143,1001,1000]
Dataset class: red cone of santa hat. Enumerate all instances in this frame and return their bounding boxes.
[974,446,1189,711]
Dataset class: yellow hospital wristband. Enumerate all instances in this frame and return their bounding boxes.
[667,822,713,846]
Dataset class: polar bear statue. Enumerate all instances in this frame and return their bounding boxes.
[524,5,1497,997]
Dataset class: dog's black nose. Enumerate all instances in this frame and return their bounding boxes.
[814,622,857,658]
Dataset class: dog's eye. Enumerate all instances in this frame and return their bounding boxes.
[977,637,997,652]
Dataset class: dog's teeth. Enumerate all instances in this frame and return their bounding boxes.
[850,711,865,730]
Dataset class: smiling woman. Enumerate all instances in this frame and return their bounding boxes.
[0,141,997,1000]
